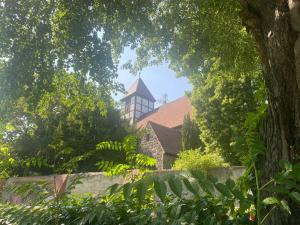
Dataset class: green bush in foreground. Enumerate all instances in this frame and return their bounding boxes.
[0,171,253,225]
[2,160,300,225]
[173,149,229,171]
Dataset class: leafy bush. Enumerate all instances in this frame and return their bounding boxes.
[0,171,253,225]
[0,72,136,177]
[181,113,202,151]
[0,143,19,178]
[173,149,229,171]
[2,161,300,225]
[96,135,156,176]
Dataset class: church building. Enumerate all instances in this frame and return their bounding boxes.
[121,78,193,169]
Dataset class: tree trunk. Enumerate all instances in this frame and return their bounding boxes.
[240,0,300,224]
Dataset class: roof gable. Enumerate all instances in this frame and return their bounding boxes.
[121,78,155,102]
[137,96,192,128]
[148,121,181,156]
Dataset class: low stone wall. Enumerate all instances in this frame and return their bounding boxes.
[70,172,124,195]
[1,176,54,203]
[206,166,245,182]
[0,179,7,201]
[0,167,245,203]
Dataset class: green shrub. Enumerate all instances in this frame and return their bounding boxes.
[96,135,156,176]
[1,162,299,225]
[0,171,254,225]
[173,149,229,171]
[181,113,202,151]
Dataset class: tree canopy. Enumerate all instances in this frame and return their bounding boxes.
[0,0,264,171]
[181,113,202,151]
[118,0,263,164]
[0,0,139,176]
[1,0,300,224]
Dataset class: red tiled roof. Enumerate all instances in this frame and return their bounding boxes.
[148,121,181,156]
[137,96,193,129]
[120,78,155,102]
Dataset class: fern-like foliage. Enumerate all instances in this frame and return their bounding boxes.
[243,103,267,165]
[0,170,253,225]
[95,135,156,176]
[2,165,300,225]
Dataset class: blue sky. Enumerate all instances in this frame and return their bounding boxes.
[114,48,192,105]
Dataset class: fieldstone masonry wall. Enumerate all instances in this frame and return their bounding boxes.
[0,167,245,203]
[139,125,165,170]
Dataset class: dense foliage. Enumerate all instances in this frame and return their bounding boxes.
[173,149,229,171]
[0,72,134,177]
[2,161,300,225]
[192,72,263,165]
[181,114,202,151]
[0,1,297,223]
[0,171,254,225]
[96,135,156,176]
[0,0,263,173]
[116,0,262,165]
[0,1,138,176]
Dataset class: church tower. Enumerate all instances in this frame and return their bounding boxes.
[121,78,156,123]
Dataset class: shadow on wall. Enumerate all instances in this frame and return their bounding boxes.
[0,167,245,203]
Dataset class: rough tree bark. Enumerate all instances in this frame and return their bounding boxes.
[240,0,300,224]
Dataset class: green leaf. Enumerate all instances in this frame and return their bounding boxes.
[154,179,167,202]
[231,188,246,201]
[170,204,182,220]
[280,200,291,214]
[291,164,300,181]
[168,177,183,198]
[190,170,213,195]
[190,170,206,181]
[123,183,132,200]
[207,175,218,183]
[279,160,292,172]
[262,197,279,205]
[136,181,148,204]
[197,178,214,196]
[289,191,300,203]
[225,179,235,190]
[108,183,119,195]
[215,183,231,197]
[183,178,199,196]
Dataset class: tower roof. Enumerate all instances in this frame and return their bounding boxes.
[121,78,155,102]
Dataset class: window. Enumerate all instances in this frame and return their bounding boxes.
[142,105,148,113]
[130,103,135,111]
[136,111,141,118]
[149,101,154,109]
[131,96,135,104]
[142,98,148,106]
[136,103,142,111]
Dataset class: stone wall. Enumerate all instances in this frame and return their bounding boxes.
[70,172,124,195]
[2,176,54,203]
[139,124,164,170]
[0,179,7,201]
[1,167,245,203]
[0,173,124,203]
